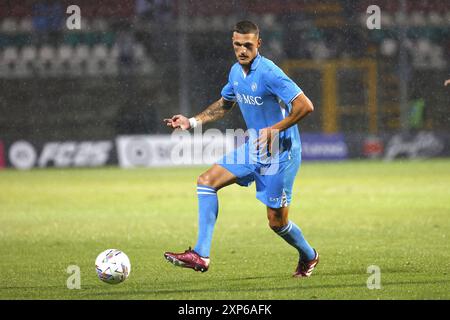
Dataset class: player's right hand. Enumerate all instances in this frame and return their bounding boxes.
[163,115,191,130]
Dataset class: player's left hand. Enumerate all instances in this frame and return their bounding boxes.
[256,127,278,155]
[445,79,450,86]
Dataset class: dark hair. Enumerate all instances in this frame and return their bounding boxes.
[233,20,259,37]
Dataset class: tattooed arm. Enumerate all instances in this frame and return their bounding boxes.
[164,98,235,130]
[194,98,235,124]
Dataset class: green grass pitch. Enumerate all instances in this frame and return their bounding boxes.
[0,159,449,300]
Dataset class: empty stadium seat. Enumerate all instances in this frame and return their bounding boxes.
[90,18,109,32]
[1,46,23,77]
[72,44,90,74]
[394,12,408,26]
[58,45,74,61]
[133,43,146,61]
[261,14,276,29]
[110,44,119,59]
[21,46,37,74]
[411,11,427,27]
[81,18,91,31]
[380,38,397,57]
[92,44,108,60]
[381,13,394,27]
[2,46,19,64]
[1,18,18,33]
[73,44,90,62]
[39,45,55,61]
[137,59,154,75]
[55,45,74,74]
[91,44,110,75]
[266,39,284,60]
[37,45,56,74]
[19,18,33,32]
[307,40,331,60]
[428,11,444,26]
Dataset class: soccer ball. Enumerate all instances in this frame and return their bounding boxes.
[95,249,131,284]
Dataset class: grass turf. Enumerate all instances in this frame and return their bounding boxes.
[0,159,449,300]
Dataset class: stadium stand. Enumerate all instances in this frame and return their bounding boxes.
[0,0,448,140]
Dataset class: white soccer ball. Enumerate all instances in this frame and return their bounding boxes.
[95,249,131,284]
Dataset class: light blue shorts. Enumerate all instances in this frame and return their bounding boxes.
[217,142,301,208]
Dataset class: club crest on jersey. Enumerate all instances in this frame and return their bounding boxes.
[236,93,243,103]
[251,82,257,92]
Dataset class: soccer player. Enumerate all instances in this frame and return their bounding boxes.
[163,21,319,278]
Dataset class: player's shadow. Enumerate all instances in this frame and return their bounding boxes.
[159,274,286,286]
[90,279,450,297]
[158,266,417,285]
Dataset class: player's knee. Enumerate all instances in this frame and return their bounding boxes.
[267,215,283,229]
[197,173,214,187]
[267,209,287,229]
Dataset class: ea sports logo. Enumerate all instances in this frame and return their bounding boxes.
[251,82,257,92]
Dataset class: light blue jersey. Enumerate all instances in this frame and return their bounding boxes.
[221,53,303,162]
[217,54,304,208]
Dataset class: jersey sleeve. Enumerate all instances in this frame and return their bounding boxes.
[221,81,235,102]
[265,67,303,105]
[221,67,236,101]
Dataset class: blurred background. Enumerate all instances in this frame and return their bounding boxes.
[0,0,449,168]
